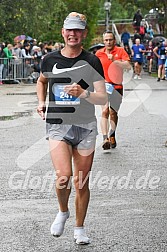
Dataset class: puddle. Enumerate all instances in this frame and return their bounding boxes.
[0,111,33,121]
[6,92,37,96]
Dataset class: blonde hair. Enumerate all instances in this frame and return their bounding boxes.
[68,12,86,22]
[7,44,13,49]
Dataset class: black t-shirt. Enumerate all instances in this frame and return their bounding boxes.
[41,50,104,124]
[133,13,143,26]
[133,33,141,43]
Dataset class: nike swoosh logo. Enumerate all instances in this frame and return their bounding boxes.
[52,63,88,74]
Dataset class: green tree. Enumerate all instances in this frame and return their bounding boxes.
[118,0,167,34]
[0,0,100,49]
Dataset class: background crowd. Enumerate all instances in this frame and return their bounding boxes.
[0,7,166,85]
[0,40,64,84]
[120,8,167,81]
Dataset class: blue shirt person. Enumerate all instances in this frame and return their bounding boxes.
[131,38,146,79]
[121,30,131,47]
[146,24,154,38]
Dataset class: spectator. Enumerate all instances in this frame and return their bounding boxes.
[21,43,33,59]
[146,24,154,39]
[32,46,42,58]
[3,44,17,79]
[31,46,42,73]
[46,41,54,52]
[13,42,22,58]
[124,44,132,59]
[133,29,141,44]
[13,42,22,78]
[158,9,165,34]
[30,39,38,55]
[3,44,16,59]
[21,43,34,78]
[40,42,49,56]
[139,23,146,42]
[53,42,61,51]
[121,29,131,47]
[0,43,5,84]
[133,9,143,32]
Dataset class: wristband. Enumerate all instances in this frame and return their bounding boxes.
[84,90,90,99]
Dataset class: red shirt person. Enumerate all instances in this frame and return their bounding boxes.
[96,31,130,150]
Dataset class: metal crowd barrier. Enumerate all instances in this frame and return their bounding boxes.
[0,57,40,83]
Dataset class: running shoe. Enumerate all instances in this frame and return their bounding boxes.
[50,210,70,237]
[102,138,111,150]
[138,76,141,80]
[157,78,160,82]
[109,136,117,148]
[134,75,138,80]
[74,227,90,245]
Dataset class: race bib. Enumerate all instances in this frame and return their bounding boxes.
[105,83,114,94]
[160,55,165,59]
[53,85,80,105]
[136,54,141,59]
[147,52,151,56]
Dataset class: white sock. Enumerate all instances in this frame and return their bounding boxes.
[50,210,70,237]
[74,226,90,245]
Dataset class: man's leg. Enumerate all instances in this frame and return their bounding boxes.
[148,59,153,74]
[109,108,118,148]
[138,63,142,79]
[134,62,139,78]
[49,140,72,237]
[73,148,94,244]
[109,108,118,134]
[100,102,111,150]
[162,64,165,79]
[157,65,162,81]
[109,88,123,148]
[101,102,109,136]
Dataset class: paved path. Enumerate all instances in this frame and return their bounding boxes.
[0,74,167,252]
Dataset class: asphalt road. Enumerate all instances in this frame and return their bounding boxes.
[0,74,167,252]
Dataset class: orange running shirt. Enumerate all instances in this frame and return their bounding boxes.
[96,46,130,89]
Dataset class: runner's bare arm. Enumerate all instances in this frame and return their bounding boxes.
[88,79,107,105]
[36,73,48,120]
[113,60,132,70]
[64,80,107,105]
[153,47,160,58]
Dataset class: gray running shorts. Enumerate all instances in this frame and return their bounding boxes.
[46,121,98,149]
